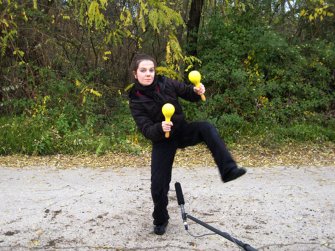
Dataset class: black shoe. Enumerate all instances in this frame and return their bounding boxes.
[223,167,247,183]
[154,221,168,235]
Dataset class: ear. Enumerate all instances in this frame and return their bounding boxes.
[133,71,137,79]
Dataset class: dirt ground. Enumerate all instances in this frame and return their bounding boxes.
[0,164,334,251]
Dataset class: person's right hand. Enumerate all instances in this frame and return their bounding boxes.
[162,121,173,133]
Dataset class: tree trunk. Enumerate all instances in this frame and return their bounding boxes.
[186,0,204,56]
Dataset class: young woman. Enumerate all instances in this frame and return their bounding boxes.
[128,53,246,235]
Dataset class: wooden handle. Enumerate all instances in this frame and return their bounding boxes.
[165,131,170,138]
[195,83,206,102]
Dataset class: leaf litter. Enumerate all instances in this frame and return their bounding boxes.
[0,142,334,168]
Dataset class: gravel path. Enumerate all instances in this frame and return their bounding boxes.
[0,166,334,250]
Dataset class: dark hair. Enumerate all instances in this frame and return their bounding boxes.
[130,53,157,73]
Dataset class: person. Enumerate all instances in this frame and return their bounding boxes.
[128,53,246,235]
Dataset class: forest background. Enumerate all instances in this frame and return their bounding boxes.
[0,0,334,159]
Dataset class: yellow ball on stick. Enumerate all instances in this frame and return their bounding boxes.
[162,103,175,138]
[188,70,206,101]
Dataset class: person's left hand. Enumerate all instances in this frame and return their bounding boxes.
[193,83,205,96]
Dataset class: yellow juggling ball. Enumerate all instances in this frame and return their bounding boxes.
[162,103,175,138]
[188,70,206,101]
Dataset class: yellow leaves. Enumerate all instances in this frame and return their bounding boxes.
[75,79,81,87]
[31,95,50,117]
[166,41,171,64]
[148,9,159,33]
[147,2,184,34]
[22,11,28,22]
[300,9,307,17]
[103,51,111,61]
[184,56,202,73]
[89,88,102,97]
[1,18,9,27]
[88,1,99,14]
[166,34,183,70]
[1,28,18,56]
[43,96,50,105]
[309,14,314,21]
[244,50,254,67]
[156,66,180,80]
[87,1,101,25]
[74,79,102,105]
[33,0,37,10]
[120,8,133,27]
[137,0,184,34]
[256,96,269,109]
[87,0,107,29]
[161,34,187,80]
[137,0,148,32]
[301,2,334,22]
[13,48,24,57]
[99,0,107,7]
[243,51,261,83]
[124,83,134,92]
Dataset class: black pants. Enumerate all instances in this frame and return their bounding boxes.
[150,121,237,225]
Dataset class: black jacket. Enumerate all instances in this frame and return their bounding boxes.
[129,75,200,143]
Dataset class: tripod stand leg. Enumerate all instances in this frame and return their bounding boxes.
[186,214,258,251]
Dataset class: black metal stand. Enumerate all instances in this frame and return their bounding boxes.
[175,182,258,251]
[186,213,257,251]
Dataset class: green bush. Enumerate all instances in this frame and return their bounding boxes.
[0,115,53,155]
[0,65,143,155]
[197,14,334,127]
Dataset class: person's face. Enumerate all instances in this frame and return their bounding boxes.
[134,60,155,86]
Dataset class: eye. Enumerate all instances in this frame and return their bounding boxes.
[139,68,155,73]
